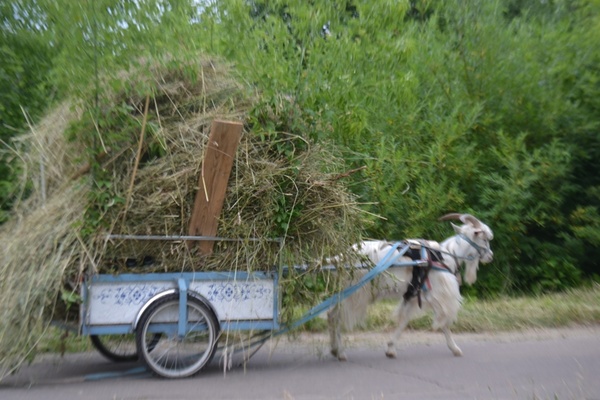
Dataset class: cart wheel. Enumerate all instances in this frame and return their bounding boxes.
[136,293,219,378]
[90,334,138,362]
[91,334,162,363]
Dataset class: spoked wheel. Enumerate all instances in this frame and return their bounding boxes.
[91,333,162,362]
[136,293,219,378]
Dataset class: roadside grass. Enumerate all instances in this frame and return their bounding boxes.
[451,284,600,332]
[38,326,93,354]
[301,283,600,333]
[40,284,600,354]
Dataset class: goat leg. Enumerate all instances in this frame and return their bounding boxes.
[327,305,347,361]
[442,327,463,356]
[385,299,414,358]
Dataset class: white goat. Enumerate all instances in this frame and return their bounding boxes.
[328,213,494,361]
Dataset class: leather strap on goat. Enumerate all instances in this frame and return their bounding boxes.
[403,244,432,308]
[402,240,452,308]
[457,233,488,258]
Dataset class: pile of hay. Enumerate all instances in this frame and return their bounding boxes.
[0,57,367,379]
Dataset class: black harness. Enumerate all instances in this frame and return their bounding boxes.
[401,240,451,308]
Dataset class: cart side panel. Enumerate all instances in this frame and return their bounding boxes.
[189,280,274,321]
[84,273,277,327]
[87,281,175,325]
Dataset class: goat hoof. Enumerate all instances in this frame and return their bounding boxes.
[452,348,463,357]
[385,350,397,359]
[331,349,347,361]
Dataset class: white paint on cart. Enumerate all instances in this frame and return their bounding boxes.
[87,277,275,325]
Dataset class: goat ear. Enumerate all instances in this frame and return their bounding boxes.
[451,222,462,234]
[483,226,494,240]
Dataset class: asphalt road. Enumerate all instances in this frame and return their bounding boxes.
[2,326,599,400]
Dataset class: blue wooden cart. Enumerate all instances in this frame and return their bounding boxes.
[81,237,425,378]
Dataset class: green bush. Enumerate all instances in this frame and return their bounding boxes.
[2,0,599,296]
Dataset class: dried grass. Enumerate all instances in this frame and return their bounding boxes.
[0,57,367,379]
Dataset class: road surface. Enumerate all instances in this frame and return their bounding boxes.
[2,326,599,400]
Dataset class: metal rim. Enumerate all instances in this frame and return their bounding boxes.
[136,294,219,378]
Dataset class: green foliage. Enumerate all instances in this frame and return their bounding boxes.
[2,0,600,297]
[0,26,55,222]
[81,178,125,237]
[530,256,582,295]
[246,95,320,239]
[36,327,92,355]
[279,269,340,328]
[209,0,600,295]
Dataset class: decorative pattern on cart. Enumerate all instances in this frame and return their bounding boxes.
[206,282,272,302]
[94,284,171,306]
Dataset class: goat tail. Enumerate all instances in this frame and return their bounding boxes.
[427,272,462,331]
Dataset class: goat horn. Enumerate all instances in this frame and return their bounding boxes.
[439,213,462,222]
[439,213,482,229]
[461,214,482,229]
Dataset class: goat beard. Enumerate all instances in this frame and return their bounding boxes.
[463,258,479,285]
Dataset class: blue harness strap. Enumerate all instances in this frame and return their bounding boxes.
[272,241,409,337]
[224,241,458,358]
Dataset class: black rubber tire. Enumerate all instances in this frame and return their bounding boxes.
[135,293,219,378]
[91,333,162,363]
[90,334,139,362]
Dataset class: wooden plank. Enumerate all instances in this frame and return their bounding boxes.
[188,120,243,254]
